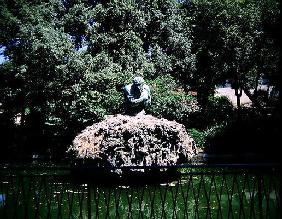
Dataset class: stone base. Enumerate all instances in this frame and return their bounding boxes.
[68,114,199,173]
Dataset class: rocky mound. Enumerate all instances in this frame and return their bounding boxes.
[68,114,199,170]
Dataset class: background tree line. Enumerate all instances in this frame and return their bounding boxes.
[0,0,280,161]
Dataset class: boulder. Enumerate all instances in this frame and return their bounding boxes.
[68,114,199,172]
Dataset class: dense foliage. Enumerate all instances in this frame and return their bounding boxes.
[0,0,280,159]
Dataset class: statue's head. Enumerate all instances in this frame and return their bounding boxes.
[132,76,144,90]
[133,76,144,85]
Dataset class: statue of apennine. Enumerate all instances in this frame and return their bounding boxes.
[123,76,151,115]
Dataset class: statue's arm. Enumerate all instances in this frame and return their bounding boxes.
[132,90,149,103]
[124,86,134,102]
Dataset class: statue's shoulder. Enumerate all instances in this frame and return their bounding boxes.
[123,84,133,94]
[124,84,132,91]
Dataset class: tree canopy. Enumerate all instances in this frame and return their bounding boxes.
[0,0,280,158]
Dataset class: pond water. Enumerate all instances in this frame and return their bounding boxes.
[0,165,280,219]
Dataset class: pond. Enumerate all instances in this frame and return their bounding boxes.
[0,164,280,219]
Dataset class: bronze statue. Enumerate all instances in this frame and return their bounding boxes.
[123,76,151,115]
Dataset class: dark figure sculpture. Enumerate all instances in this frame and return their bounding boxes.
[123,76,151,115]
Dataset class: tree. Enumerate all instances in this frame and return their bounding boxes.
[0,0,279,158]
[183,0,280,112]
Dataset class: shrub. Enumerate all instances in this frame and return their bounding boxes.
[187,128,206,148]
[146,76,200,124]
